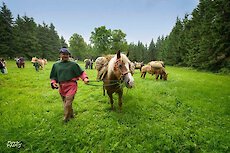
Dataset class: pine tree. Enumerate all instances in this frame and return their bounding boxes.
[148,39,156,61]
[0,2,14,58]
[60,36,68,48]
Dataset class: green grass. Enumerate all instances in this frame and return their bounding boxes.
[0,61,229,153]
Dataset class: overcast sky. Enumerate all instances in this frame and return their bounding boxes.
[1,0,199,45]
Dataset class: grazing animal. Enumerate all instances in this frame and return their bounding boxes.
[134,61,144,71]
[15,57,25,68]
[84,59,91,69]
[148,61,165,68]
[151,67,168,80]
[31,57,47,69]
[148,61,167,80]
[141,61,168,80]
[103,50,134,111]
[141,65,154,78]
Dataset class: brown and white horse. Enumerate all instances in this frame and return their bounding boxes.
[103,50,134,111]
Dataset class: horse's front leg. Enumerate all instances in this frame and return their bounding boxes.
[155,73,159,80]
[160,74,163,80]
[141,72,143,78]
[143,72,146,79]
[108,92,114,110]
[160,71,163,79]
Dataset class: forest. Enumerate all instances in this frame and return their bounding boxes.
[0,0,229,73]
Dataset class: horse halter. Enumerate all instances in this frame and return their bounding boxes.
[114,59,130,80]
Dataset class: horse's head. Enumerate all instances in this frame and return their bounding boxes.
[161,68,168,81]
[163,73,168,81]
[108,50,134,88]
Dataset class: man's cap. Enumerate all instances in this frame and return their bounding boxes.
[59,47,70,54]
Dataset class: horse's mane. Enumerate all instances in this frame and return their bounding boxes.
[107,53,130,77]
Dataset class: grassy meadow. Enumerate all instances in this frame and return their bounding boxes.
[0,60,229,153]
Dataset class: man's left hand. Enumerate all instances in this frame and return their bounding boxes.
[83,78,89,84]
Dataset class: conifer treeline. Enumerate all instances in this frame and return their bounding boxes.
[156,0,230,72]
[0,3,67,60]
[0,1,229,72]
[130,0,230,73]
